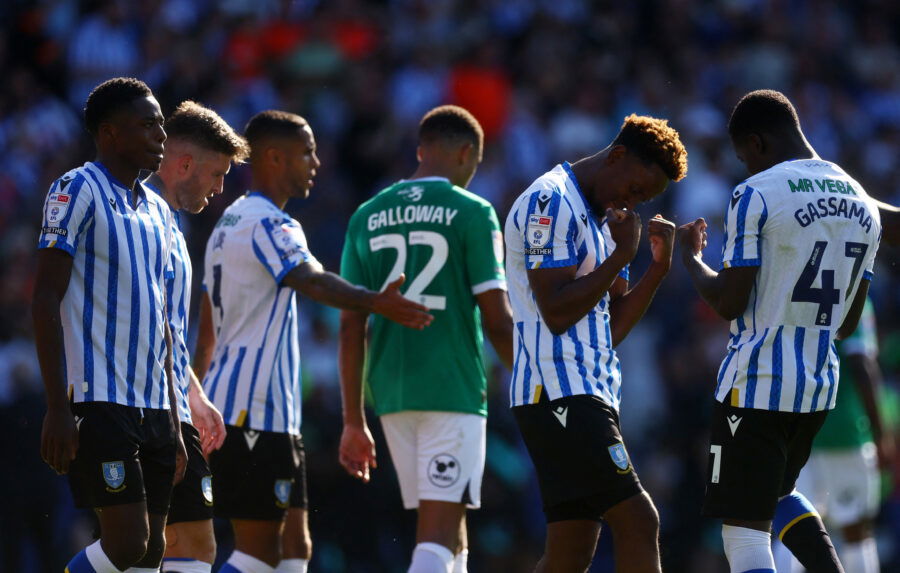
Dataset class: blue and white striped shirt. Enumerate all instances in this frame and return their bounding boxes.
[38,162,174,409]
[146,182,193,424]
[505,163,628,410]
[715,159,881,412]
[201,192,316,435]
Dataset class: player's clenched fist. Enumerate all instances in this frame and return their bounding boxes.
[647,213,676,268]
[606,208,641,261]
[676,217,708,258]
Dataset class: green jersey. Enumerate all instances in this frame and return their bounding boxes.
[814,298,878,449]
[341,178,506,417]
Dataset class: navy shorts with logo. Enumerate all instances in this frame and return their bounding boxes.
[68,401,177,515]
[513,393,644,522]
[209,425,307,521]
[702,399,829,521]
[166,422,214,524]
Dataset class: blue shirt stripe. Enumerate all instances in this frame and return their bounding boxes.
[793,327,806,412]
[745,328,770,408]
[769,326,784,410]
[809,330,830,410]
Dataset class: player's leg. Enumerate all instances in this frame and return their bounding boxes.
[211,426,297,572]
[535,519,602,573]
[65,403,160,571]
[772,410,843,573]
[772,455,824,573]
[276,437,311,572]
[452,519,468,573]
[604,492,662,573]
[162,422,216,572]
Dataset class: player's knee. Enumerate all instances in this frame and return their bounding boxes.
[610,495,660,543]
[105,534,150,568]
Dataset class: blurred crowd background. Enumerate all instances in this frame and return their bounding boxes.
[2,0,900,571]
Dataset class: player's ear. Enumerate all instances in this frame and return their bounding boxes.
[748,133,765,155]
[265,145,282,167]
[606,144,627,164]
[457,142,475,166]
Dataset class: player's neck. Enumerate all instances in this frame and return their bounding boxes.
[409,165,454,185]
[144,172,177,210]
[95,154,141,193]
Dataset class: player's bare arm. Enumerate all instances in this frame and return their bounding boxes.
[476,289,514,370]
[32,248,78,475]
[192,292,216,382]
[677,217,757,320]
[164,319,188,484]
[846,345,894,469]
[836,278,870,341]
[283,262,433,329]
[527,209,640,335]
[338,309,377,483]
[187,366,226,454]
[608,214,675,346]
[876,200,899,246]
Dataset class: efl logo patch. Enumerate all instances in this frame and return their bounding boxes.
[102,461,126,491]
[201,476,213,505]
[526,215,552,248]
[277,223,306,253]
[46,192,71,224]
[274,479,292,508]
[608,443,631,474]
[427,454,461,488]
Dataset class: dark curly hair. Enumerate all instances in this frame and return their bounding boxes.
[612,114,688,182]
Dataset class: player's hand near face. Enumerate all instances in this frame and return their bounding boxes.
[188,375,226,455]
[606,208,641,263]
[647,214,676,269]
[372,273,434,330]
[41,406,79,474]
[676,218,708,258]
[339,424,377,483]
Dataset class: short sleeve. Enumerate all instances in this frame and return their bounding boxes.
[37,174,94,255]
[340,216,366,288]
[519,187,579,270]
[252,217,316,284]
[465,204,507,295]
[721,184,767,270]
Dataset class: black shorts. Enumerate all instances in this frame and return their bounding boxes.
[167,423,214,524]
[514,394,643,522]
[702,399,828,521]
[209,425,307,521]
[68,402,176,515]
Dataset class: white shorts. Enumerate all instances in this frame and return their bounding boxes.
[380,411,486,510]
[795,443,880,527]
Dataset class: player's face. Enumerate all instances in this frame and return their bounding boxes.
[110,95,167,173]
[175,150,232,214]
[285,125,320,200]
[598,151,669,212]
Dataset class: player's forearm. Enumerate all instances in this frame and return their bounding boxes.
[609,262,668,347]
[876,200,900,246]
[164,321,180,428]
[192,294,216,382]
[680,253,728,317]
[32,291,69,409]
[339,310,369,428]
[293,266,376,313]
[853,355,887,442]
[537,251,630,335]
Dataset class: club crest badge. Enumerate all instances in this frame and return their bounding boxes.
[102,461,126,491]
[274,479,292,508]
[608,443,631,473]
[46,192,71,224]
[201,476,213,505]
[398,186,424,202]
[526,215,553,248]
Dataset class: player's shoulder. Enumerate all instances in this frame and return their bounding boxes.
[50,164,94,197]
[514,165,569,206]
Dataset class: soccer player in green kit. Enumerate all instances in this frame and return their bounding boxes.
[338,105,513,573]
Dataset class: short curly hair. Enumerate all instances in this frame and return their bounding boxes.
[728,89,800,139]
[612,114,688,182]
[419,105,484,150]
[165,101,249,163]
[84,77,152,136]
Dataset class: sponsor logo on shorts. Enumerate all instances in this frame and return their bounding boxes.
[428,454,461,488]
[274,479,292,508]
[201,475,213,505]
[608,443,631,474]
[102,461,127,492]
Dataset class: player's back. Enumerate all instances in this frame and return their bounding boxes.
[718,158,881,412]
[342,178,506,416]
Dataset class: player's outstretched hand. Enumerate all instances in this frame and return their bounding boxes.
[373,273,434,330]
[189,385,227,455]
[676,218,708,258]
[41,406,79,474]
[648,214,676,268]
[606,208,641,262]
[339,424,377,483]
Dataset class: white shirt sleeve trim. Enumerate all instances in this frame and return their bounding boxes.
[471,278,508,295]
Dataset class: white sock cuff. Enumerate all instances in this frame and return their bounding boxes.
[161,558,213,573]
[274,558,309,573]
[228,551,275,573]
[85,541,123,573]
[125,568,160,572]
[415,542,455,564]
[452,548,469,573]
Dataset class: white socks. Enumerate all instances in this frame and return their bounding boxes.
[125,568,160,572]
[83,541,124,573]
[842,538,879,573]
[721,525,775,573]
[161,558,212,573]
[408,542,454,573]
[222,551,275,573]
[451,549,468,573]
[274,559,309,573]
